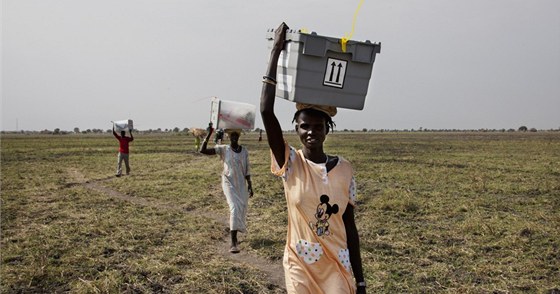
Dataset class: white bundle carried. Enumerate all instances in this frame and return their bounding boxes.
[113,119,133,132]
[210,98,256,130]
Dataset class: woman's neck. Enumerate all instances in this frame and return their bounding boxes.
[231,143,241,152]
[302,148,326,164]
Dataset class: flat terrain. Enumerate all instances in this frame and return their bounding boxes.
[2,132,559,293]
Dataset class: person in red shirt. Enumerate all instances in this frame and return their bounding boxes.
[113,126,134,177]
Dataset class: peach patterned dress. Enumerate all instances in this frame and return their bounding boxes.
[271,142,357,294]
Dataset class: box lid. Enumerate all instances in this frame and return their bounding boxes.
[267,29,381,64]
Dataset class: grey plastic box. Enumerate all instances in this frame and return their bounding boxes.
[267,29,381,110]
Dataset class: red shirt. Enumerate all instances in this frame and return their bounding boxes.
[113,132,133,154]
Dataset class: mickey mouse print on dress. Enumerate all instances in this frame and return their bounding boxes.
[309,194,339,237]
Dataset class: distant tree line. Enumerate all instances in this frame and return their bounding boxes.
[353,126,546,133]
[2,126,558,135]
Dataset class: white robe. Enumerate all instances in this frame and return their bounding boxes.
[215,145,251,231]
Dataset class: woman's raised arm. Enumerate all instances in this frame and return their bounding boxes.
[260,22,289,167]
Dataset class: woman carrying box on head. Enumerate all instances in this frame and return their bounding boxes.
[260,22,366,294]
[200,125,254,253]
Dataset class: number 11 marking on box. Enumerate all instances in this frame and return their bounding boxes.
[323,58,347,89]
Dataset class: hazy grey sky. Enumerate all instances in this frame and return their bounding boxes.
[2,0,559,131]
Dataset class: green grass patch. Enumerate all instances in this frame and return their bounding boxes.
[2,132,559,293]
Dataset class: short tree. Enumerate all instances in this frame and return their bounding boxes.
[74,127,80,134]
[518,126,528,132]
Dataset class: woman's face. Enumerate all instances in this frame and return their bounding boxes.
[229,132,240,145]
[295,111,327,150]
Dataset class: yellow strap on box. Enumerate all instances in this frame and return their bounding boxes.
[341,0,365,52]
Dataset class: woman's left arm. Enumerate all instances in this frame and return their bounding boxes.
[343,205,366,294]
[246,175,253,197]
[245,152,253,197]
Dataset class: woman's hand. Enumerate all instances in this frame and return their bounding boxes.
[272,22,289,54]
[247,181,254,197]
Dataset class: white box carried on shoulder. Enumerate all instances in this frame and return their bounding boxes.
[113,119,133,132]
[267,29,381,110]
[210,98,256,130]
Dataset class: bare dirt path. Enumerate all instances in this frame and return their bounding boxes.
[66,168,285,289]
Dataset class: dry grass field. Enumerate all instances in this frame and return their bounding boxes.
[1,131,559,293]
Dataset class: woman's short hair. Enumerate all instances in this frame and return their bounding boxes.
[292,108,336,133]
